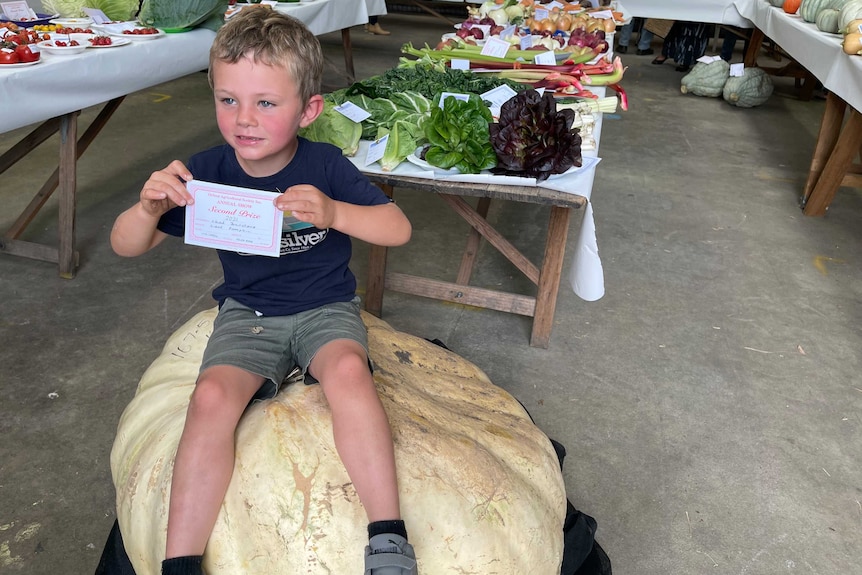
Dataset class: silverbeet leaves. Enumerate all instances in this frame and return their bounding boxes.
[490,89,582,182]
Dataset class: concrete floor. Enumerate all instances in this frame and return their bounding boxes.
[2,12,861,575]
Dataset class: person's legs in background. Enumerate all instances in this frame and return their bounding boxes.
[636,28,654,55]
[365,15,390,35]
[616,19,634,53]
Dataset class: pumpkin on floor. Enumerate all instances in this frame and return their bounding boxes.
[111,308,568,574]
[681,59,731,98]
[723,67,774,107]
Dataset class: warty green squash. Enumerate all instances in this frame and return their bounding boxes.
[801,0,848,22]
[111,308,568,575]
[723,67,774,107]
[681,59,731,97]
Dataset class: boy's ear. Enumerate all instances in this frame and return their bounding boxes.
[299,94,325,128]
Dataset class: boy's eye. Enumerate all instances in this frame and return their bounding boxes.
[260,100,275,108]
[221,97,236,105]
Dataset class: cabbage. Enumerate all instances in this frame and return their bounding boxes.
[298,102,362,157]
[86,0,139,21]
[40,0,88,17]
[138,0,229,30]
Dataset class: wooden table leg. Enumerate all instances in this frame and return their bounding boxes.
[530,206,572,349]
[803,91,846,206]
[58,113,78,278]
[803,106,862,216]
[341,28,355,84]
[743,27,764,68]
[455,197,491,285]
[364,184,393,317]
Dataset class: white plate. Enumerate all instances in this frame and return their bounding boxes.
[0,59,43,69]
[107,28,165,41]
[37,38,89,55]
[86,36,130,48]
[406,147,461,175]
[441,32,487,46]
[47,32,96,42]
[49,17,94,27]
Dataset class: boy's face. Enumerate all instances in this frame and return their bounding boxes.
[211,55,322,178]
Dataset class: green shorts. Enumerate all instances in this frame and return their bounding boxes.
[201,296,370,401]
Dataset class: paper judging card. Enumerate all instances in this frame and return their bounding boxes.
[184,180,284,257]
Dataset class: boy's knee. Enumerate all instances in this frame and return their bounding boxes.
[188,376,235,415]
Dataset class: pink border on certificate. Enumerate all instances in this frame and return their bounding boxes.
[185,180,283,256]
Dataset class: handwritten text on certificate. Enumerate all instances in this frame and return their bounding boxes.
[184,180,284,257]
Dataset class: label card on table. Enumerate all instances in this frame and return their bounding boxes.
[729,62,745,77]
[1,1,35,20]
[184,180,284,257]
[366,134,387,166]
[481,37,511,59]
[334,101,371,122]
[82,7,110,23]
[450,58,470,70]
[697,55,722,64]
[534,50,557,65]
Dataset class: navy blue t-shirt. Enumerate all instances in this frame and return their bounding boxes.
[157,138,390,316]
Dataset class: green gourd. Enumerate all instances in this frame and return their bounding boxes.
[723,68,774,108]
[841,0,862,28]
[680,60,730,97]
[801,0,849,21]
[816,7,843,31]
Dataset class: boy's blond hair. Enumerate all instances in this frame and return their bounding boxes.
[209,8,323,106]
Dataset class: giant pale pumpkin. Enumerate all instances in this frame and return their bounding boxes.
[111,308,568,574]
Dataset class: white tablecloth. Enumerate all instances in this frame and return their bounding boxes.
[618,0,752,27]
[1,0,385,134]
[733,0,862,112]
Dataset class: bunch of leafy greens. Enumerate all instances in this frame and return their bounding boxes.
[345,58,528,100]
[326,90,433,171]
[489,89,582,182]
[138,0,229,30]
[423,94,497,175]
[298,101,362,157]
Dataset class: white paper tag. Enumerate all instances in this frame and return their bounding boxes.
[534,50,557,65]
[450,58,470,70]
[0,1,34,20]
[697,55,722,64]
[261,0,278,6]
[729,62,745,77]
[82,8,110,23]
[520,34,533,50]
[438,92,470,108]
[366,134,387,166]
[481,36,511,58]
[499,25,516,40]
[590,10,614,19]
[481,85,518,108]
[534,8,550,21]
[334,101,371,122]
[545,1,564,11]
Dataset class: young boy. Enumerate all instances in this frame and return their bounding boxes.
[110,9,417,575]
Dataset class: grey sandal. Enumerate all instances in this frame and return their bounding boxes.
[364,534,418,575]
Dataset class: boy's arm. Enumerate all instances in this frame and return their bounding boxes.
[276,185,411,247]
[111,160,195,257]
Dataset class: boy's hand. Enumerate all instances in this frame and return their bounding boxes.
[275,185,336,230]
[139,160,195,216]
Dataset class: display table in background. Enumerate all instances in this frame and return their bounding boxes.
[0,0,385,277]
[349,104,607,349]
[733,0,862,215]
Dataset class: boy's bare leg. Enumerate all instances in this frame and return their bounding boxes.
[165,365,265,558]
[311,339,401,521]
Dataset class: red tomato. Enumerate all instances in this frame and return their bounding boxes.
[14,44,38,62]
[0,50,20,64]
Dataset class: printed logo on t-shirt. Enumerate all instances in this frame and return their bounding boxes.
[280,228,328,255]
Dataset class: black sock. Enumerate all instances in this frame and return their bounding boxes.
[368,519,408,541]
[162,555,204,575]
